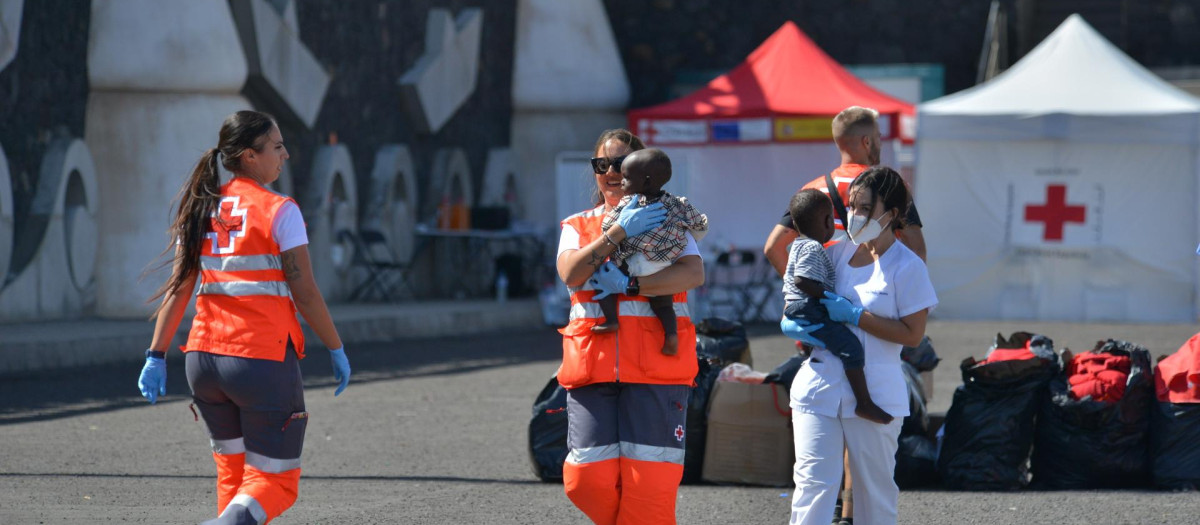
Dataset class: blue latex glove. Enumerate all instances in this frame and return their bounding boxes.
[821,291,864,326]
[329,347,351,396]
[588,261,630,300]
[780,317,826,348]
[138,354,167,404]
[614,198,667,238]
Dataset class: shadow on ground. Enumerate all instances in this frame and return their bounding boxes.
[0,328,563,425]
[0,471,545,485]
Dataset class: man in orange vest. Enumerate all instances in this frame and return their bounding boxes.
[138,111,350,525]
[764,105,925,275]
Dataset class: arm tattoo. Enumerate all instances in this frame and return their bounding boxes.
[586,247,606,269]
[281,251,302,281]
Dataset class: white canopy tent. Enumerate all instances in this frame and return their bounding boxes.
[915,14,1200,322]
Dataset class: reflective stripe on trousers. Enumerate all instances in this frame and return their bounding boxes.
[569,300,691,322]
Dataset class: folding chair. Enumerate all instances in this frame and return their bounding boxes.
[700,248,775,323]
[337,229,414,301]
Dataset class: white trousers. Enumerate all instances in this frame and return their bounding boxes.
[790,410,902,525]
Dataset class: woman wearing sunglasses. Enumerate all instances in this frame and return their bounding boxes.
[555,129,705,524]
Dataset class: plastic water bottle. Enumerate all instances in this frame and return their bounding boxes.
[496,271,509,303]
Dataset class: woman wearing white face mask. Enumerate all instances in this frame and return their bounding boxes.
[781,166,937,525]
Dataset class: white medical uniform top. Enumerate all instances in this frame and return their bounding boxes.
[789,239,937,419]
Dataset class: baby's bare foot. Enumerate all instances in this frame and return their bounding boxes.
[591,323,618,334]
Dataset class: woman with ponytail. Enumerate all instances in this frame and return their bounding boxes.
[137,110,350,525]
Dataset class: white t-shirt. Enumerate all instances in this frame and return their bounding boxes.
[789,239,937,419]
[557,223,701,261]
[273,200,308,252]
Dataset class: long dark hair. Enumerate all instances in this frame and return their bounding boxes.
[591,129,645,206]
[149,110,277,313]
[847,165,910,231]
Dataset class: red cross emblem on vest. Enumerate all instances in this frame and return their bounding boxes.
[1024,184,1085,242]
[674,424,685,442]
[209,197,247,254]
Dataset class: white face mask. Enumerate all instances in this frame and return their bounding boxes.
[846,211,892,245]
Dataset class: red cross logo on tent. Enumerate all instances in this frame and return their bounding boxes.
[209,197,247,254]
[1024,184,1085,242]
[674,424,685,442]
[637,119,654,144]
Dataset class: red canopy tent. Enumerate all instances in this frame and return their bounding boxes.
[607,22,917,322]
[628,21,915,145]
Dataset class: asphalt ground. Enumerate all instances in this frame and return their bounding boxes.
[2,320,1200,524]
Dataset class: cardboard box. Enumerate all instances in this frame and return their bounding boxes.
[701,380,794,486]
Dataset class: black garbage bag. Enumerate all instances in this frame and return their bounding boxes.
[894,361,938,488]
[1151,401,1200,490]
[937,332,1059,490]
[895,434,939,489]
[901,335,941,372]
[529,376,569,482]
[900,361,930,438]
[682,357,724,484]
[1031,340,1153,489]
[696,317,751,367]
[684,317,752,484]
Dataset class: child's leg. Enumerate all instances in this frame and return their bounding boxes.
[808,312,893,425]
[591,294,619,333]
[845,367,892,425]
[836,335,892,425]
[648,295,678,355]
[624,255,676,350]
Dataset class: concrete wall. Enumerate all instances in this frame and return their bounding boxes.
[511,0,630,226]
[0,1,91,288]
[86,0,251,318]
[0,139,99,320]
[0,1,95,320]
[291,1,515,230]
[0,1,585,320]
[0,0,23,72]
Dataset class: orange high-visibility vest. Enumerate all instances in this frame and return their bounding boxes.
[556,206,698,389]
[800,163,866,245]
[185,177,305,361]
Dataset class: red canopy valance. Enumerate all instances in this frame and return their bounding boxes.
[628,21,915,145]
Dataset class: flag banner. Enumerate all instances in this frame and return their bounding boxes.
[711,118,772,143]
[640,119,707,145]
[774,117,832,141]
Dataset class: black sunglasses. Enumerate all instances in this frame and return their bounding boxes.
[590,155,628,174]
